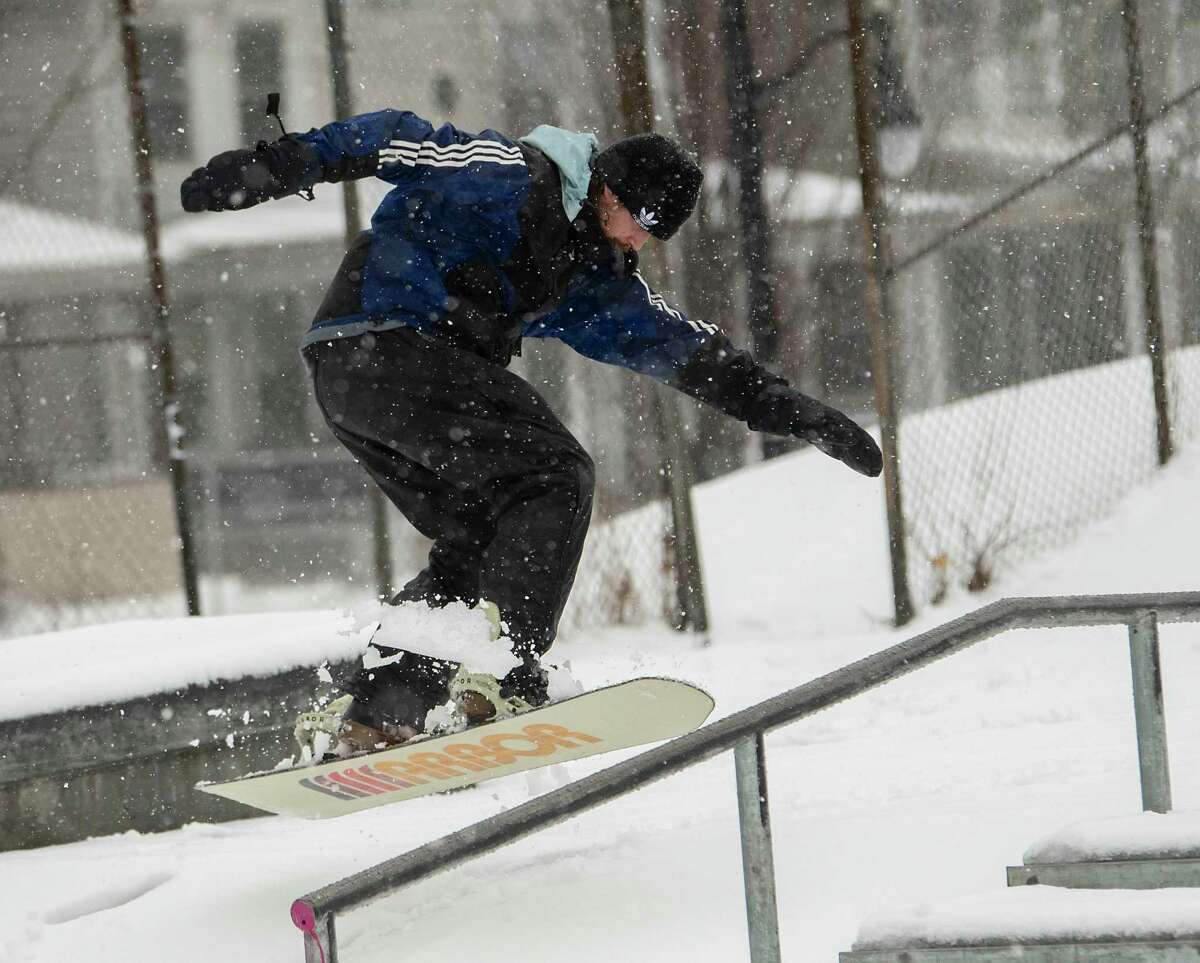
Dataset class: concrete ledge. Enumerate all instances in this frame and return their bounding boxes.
[0,659,354,851]
[841,938,1200,961]
[1009,858,1200,889]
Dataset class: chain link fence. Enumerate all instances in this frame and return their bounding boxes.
[882,0,1200,606]
[5,0,1199,641]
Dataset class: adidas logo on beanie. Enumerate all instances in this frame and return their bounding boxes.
[592,133,703,241]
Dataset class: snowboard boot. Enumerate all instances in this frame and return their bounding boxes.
[449,660,550,724]
[294,648,455,759]
[293,693,356,761]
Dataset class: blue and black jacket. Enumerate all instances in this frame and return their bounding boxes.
[286,110,794,432]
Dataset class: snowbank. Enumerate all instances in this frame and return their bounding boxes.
[0,610,371,722]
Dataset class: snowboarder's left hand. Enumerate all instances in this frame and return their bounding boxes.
[749,384,883,477]
[794,405,883,477]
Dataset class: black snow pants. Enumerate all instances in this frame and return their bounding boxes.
[304,326,595,661]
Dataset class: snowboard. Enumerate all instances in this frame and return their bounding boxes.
[197,677,714,819]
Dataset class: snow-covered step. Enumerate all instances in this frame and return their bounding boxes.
[1008,812,1200,889]
[1008,857,1200,889]
[842,939,1200,960]
[840,886,1200,962]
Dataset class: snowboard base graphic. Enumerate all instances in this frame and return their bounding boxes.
[197,677,714,819]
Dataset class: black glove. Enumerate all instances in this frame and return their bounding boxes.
[673,333,883,477]
[180,136,320,213]
[749,383,883,477]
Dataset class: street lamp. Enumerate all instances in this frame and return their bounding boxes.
[866,10,922,178]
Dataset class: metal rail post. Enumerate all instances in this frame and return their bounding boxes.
[1128,611,1172,813]
[735,732,782,962]
[292,899,338,963]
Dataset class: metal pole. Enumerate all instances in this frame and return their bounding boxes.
[735,732,782,963]
[1121,0,1173,466]
[845,0,914,627]
[323,0,393,599]
[1128,611,1172,813]
[606,0,710,634]
[116,0,201,616]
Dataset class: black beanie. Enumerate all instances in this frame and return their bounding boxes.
[592,133,703,241]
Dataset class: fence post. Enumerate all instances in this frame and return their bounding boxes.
[845,0,914,627]
[1128,611,1172,813]
[735,732,782,963]
[1121,0,1173,466]
[606,0,710,634]
[116,0,201,616]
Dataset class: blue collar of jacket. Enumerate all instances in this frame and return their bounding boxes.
[519,125,598,221]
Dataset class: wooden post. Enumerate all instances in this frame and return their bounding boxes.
[1121,0,1173,466]
[845,0,914,626]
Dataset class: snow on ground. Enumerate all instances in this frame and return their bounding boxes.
[2,441,1199,963]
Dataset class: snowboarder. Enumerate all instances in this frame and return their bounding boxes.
[180,109,882,753]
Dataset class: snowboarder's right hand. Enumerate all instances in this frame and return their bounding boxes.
[180,137,320,213]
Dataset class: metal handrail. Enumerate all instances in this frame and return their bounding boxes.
[291,592,1200,961]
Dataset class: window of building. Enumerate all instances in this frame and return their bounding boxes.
[137,26,191,161]
[250,291,309,451]
[432,73,459,116]
[170,299,212,451]
[998,0,1061,116]
[1,298,115,485]
[501,22,561,133]
[236,23,284,145]
[1176,215,1200,347]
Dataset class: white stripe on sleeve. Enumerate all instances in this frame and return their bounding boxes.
[633,273,718,335]
[379,138,526,170]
